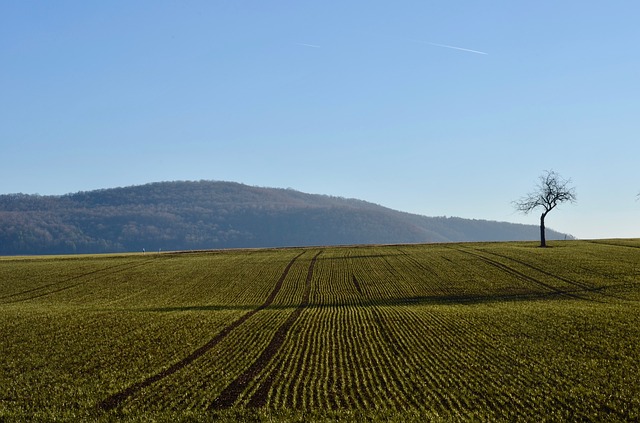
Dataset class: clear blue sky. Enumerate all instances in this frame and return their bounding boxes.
[2,1,639,239]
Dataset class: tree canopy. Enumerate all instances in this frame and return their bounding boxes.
[514,170,577,247]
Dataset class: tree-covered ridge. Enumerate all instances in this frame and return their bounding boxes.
[0,180,570,255]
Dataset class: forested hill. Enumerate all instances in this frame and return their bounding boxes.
[0,181,570,255]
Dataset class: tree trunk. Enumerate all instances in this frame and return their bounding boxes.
[540,212,547,247]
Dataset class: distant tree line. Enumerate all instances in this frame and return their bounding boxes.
[0,181,571,255]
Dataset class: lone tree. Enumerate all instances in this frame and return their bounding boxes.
[514,170,577,247]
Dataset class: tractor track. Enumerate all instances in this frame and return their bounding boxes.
[210,251,322,410]
[98,251,305,412]
[1,259,158,304]
[352,274,363,296]
[476,249,627,301]
[454,247,587,301]
[586,240,640,249]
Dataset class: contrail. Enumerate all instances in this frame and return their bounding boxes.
[404,37,487,55]
[424,41,488,55]
[295,42,321,48]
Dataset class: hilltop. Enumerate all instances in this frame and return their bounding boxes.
[0,180,570,255]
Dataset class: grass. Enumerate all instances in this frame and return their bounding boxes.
[1,241,639,421]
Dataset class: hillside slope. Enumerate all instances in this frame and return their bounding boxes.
[0,180,569,254]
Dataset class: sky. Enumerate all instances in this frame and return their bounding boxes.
[1,1,639,239]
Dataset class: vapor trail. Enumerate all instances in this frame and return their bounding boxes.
[295,42,321,48]
[424,41,488,55]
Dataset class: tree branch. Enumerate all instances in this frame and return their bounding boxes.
[513,170,576,214]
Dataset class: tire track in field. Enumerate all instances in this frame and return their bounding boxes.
[211,251,322,410]
[0,259,158,304]
[455,247,586,301]
[586,240,640,249]
[352,274,363,295]
[98,251,305,412]
[478,249,627,301]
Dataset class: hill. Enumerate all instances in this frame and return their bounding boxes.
[0,180,570,255]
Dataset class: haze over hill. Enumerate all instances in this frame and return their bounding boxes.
[0,180,570,255]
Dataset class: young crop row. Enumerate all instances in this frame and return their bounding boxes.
[192,243,640,420]
[1,241,638,421]
[99,250,312,412]
[1,249,310,418]
[0,250,308,308]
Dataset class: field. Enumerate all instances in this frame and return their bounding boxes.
[1,240,639,422]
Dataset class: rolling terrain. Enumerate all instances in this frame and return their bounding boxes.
[1,240,638,421]
[0,180,570,255]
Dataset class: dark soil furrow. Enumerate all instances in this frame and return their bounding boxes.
[98,251,305,412]
[352,274,363,295]
[0,259,153,301]
[587,240,640,249]
[213,251,322,410]
[475,248,626,302]
[2,259,157,304]
[455,247,586,300]
[478,249,627,302]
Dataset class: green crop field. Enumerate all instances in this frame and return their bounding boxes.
[1,240,639,422]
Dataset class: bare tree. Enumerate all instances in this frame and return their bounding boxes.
[513,170,577,247]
